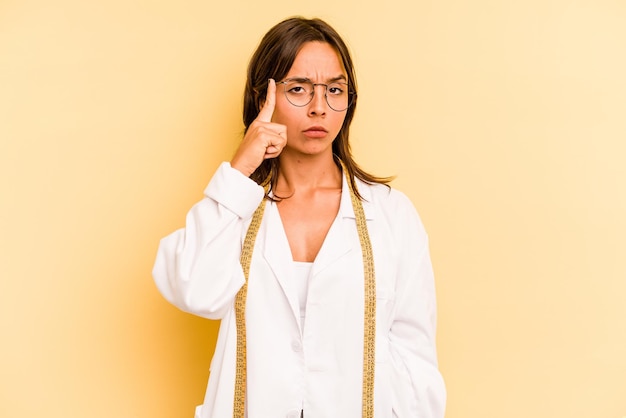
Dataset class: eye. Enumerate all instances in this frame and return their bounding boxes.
[328,83,346,96]
[286,82,311,95]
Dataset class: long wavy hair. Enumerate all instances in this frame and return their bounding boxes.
[243,17,392,199]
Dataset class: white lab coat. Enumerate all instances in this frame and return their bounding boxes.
[153,162,446,418]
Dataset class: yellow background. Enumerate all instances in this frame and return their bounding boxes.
[1,0,625,417]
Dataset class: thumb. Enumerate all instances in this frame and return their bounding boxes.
[256,79,276,123]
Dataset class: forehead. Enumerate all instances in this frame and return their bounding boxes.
[286,41,346,80]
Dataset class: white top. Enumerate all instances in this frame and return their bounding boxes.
[293,261,313,331]
[153,162,446,418]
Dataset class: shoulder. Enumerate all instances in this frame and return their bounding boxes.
[357,179,417,213]
[357,179,427,235]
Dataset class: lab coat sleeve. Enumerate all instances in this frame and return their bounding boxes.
[389,193,446,418]
[152,162,265,319]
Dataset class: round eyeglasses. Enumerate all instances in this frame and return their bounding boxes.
[276,78,355,112]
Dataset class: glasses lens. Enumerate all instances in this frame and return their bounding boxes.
[326,82,350,111]
[284,81,314,107]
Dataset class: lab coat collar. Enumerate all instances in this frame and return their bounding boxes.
[338,173,376,221]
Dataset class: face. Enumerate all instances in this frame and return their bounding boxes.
[271,41,349,157]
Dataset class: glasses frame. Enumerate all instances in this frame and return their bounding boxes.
[276,78,355,112]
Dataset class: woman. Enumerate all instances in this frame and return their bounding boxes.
[153,17,446,418]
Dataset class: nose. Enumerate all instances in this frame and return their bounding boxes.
[308,84,327,116]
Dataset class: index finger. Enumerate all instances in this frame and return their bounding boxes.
[256,79,276,123]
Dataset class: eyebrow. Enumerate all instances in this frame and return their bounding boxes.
[287,75,348,83]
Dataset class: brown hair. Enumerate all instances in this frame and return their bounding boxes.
[243,17,392,199]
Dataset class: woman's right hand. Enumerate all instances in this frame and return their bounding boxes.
[231,79,287,177]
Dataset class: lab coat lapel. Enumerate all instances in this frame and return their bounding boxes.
[312,175,376,276]
[261,202,301,325]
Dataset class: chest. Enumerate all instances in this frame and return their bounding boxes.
[276,190,341,262]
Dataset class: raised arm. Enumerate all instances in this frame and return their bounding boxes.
[152,163,264,319]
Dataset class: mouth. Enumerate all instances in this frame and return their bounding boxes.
[303,126,328,138]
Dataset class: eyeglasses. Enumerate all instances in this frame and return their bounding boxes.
[276,78,355,112]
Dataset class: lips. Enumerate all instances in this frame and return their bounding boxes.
[303,126,328,138]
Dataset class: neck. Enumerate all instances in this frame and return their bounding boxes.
[275,151,341,194]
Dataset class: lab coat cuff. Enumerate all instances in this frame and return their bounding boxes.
[204,162,265,219]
